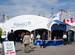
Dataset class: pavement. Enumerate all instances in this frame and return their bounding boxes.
[1,42,75,55]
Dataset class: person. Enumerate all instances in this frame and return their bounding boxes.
[23,32,31,53]
[63,33,67,45]
[48,33,51,40]
[31,33,34,40]
[30,33,34,48]
[19,32,25,44]
[19,32,25,48]
[0,35,2,43]
[36,34,40,40]
[0,42,2,53]
[7,30,16,45]
[54,36,57,40]
[40,32,46,48]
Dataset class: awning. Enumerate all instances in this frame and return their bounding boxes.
[54,20,69,25]
[51,24,66,32]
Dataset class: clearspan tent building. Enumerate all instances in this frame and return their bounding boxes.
[0,14,68,40]
[1,14,75,41]
[1,15,50,40]
[1,14,67,40]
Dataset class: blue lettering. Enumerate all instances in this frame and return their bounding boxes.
[14,21,31,27]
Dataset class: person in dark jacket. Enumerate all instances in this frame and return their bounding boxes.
[8,30,16,45]
[40,32,46,48]
[0,35,2,43]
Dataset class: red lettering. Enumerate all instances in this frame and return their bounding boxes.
[6,52,15,54]
[10,52,15,54]
[7,50,13,52]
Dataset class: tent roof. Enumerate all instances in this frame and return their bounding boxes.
[53,20,69,25]
[67,22,75,27]
[1,15,49,32]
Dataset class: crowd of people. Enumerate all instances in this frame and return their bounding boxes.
[0,29,73,53]
[5,30,47,53]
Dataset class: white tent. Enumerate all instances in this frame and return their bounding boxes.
[0,23,3,28]
[67,22,75,27]
[1,15,49,32]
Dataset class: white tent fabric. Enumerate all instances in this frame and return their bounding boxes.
[0,23,3,28]
[1,15,49,32]
[51,12,61,21]
[66,22,75,27]
[47,12,62,31]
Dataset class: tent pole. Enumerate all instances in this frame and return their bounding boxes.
[48,30,49,40]
[34,30,36,39]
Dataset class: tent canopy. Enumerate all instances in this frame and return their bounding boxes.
[1,15,49,32]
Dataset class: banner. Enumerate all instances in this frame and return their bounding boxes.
[2,41,16,55]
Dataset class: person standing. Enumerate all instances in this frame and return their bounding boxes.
[7,30,16,45]
[30,33,34,48]
[0,35,2,43]
[31,33,34,40]
[41,32,46,48]
[53,36,57,40]
[36,34,41,40]
[19,32,25,48]
[23,32,31,53]
[63,33,67,45]
[19,32,25,44]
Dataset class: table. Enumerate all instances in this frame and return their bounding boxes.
[2,38,6,41]
[33,40,63,46]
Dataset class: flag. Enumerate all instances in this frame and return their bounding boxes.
[63,18,73,23]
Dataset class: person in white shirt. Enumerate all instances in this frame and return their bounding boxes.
[63,33,67,45]
[36,34,40,40]
[31,34,34,40]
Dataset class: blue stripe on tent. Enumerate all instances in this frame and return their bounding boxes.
[51,24,66,32]
[51,20,68,32]
[53,20,69,25]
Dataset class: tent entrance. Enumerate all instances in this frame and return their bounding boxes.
[51,30,64,40]
[14,30,30,42]
[31,29,49,40]
[51,24,66,40]
[67,30,74,42]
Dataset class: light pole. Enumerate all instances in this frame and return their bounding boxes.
[50,8,54,18]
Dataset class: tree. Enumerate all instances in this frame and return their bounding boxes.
[0,28,2,36]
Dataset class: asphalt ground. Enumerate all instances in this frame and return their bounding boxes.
[0,42,75,55]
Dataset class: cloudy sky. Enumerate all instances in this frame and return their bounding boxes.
[0,0,75,20]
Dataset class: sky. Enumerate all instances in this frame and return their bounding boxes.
[0,0,75,21]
